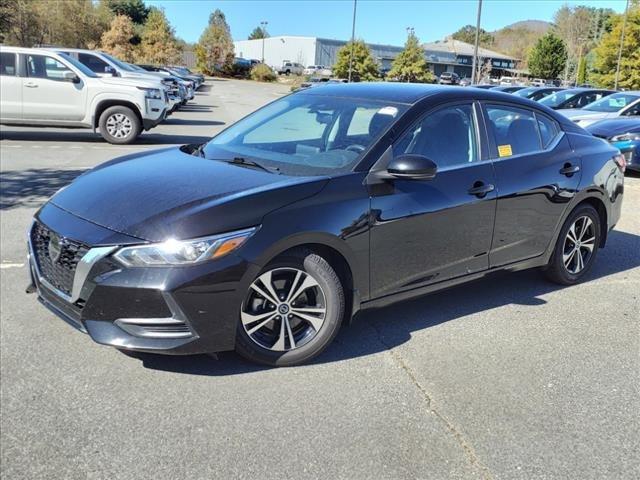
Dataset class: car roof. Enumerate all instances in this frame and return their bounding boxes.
[298,82,574,111]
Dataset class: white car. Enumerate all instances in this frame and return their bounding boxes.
[0,46,168,144]
[277,62,304,75]
[558,91,640,127]
[303,65,332,76]
[531,78,546,87]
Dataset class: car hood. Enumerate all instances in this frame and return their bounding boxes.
[49,147,329,243]
[586,118,640,138]
[98,76,163,89]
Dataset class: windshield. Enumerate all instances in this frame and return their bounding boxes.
[583,93,640,112]
[57,52,98,78]
[127,63,146,72]
[539,90,580,108]
[203,94,408,176]
[513,87,536,97]
[101,53,135,72]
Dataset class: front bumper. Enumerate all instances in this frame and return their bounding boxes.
[27,204,259,355]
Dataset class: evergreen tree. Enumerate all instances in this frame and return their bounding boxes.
[248,26,268,40]
[100,14,136,62]
[333,40,379,81]
[138,7,180,64]
[528,32,567,79]
[197,9,234,73]
[387,31,433,83]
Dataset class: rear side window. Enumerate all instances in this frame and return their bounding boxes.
[0,52,16,76]
[78,53,110,73]
[485,105,547,158]
[26,54,73,81]
[536,114,559,149]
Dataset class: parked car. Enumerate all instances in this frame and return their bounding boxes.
[26,83,624,366]
[586,118,640,172]
[169,65,204,84]
[539,88,616,110]
[499,76,520,85]
[0,46,167,144]
[303,65,331,76]
[491,85,526,93]
[278,62,304,75]
[438,72,459,85]
[137,64,197,96]
[125,62,189,109]
[513,86,564,101]
[531,78,546,87]
[49,48,179,112]
[558,91,640,127]
[459,77,471,87]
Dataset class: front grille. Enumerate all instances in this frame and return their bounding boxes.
[30,222,89,297]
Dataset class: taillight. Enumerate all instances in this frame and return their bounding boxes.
[613,153,626,173]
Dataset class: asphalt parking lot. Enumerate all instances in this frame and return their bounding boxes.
[1,78,639,480]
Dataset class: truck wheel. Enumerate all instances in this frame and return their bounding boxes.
[99,106,141,145]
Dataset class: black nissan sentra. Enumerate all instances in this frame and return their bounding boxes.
[28,84,625,366]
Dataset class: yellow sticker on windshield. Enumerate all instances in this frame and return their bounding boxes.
[498,144,513,157]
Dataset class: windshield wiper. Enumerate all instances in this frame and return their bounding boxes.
[222,156,280,174]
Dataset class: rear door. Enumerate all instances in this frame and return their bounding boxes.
[0,51,21,120]
[482,103,580,267]
[22,53,87,121]
[369,102,497,298]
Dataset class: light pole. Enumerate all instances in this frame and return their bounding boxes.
[614,0,629,90]
[406,27,415,82]
[470,0,483,84]
[348,0,357,82]
[260,20,268,64]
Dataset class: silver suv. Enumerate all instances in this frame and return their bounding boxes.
[0,46,169,144]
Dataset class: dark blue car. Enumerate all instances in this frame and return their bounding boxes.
[587,118,640,172]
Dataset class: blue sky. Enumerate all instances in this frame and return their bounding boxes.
[146,0,628,45]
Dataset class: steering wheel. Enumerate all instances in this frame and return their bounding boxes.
[345,144,366,153]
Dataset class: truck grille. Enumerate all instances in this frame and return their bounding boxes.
[30,222,89,297]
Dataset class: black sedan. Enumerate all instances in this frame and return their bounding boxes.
[586,118,640,172]
[514,86,564,101]
[27,84,625,366]
[539,88,616,110]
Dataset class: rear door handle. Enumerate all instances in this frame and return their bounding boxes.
[559,163,580,176]
[24,82,38,88]
[468,182,495,198]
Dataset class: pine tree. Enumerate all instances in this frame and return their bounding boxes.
[100,14,136,62]
[528,32,567,79]
[197,9,234,73]
[332,40,379,81]
[138,7,180,64]
[248,26,268,40]
[387,31,433,83]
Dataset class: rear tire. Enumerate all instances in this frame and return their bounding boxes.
[545,204,601,285]
[235,249,345,366]
[99,106,141,145]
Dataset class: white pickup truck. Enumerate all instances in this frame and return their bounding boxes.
[0,46,169,144]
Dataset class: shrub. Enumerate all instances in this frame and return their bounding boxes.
[250,63,277,82]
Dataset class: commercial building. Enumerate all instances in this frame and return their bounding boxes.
[233,35,519,78]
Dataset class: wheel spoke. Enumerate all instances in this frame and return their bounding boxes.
[567,223,578,244]
[579,217,593,241]
[581,237,595,252]
[289,274,319,304]
[250,281,278,305]
[284,316,296,349]
[292,309,324,331]
[258,270,281,304]
[284,270,303,303]
[576,250,584,272]
[291,307,326,314]
[272,317,286,351]
[563,249,576,269]
[241,309,275,327]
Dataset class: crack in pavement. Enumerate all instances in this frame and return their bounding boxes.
[365,318,494,480]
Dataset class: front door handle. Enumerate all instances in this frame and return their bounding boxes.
[468,181,495,198]
[559,163,580,176]
[24,82,38,88]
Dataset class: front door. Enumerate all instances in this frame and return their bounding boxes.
[369,103,497,299]
[22,53,87,121]
[0,51,21,120]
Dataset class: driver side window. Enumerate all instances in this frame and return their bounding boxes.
[393,104,478,169]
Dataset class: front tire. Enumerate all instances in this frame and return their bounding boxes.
[545,204,601,285]
[99,106,141,145]
[235,249,345,366]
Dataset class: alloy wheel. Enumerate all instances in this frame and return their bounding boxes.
[105,113,133,139]
[241,268,327,352]
[563,215,596,274]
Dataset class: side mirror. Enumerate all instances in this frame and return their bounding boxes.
[62,71,80,83]
[387,154,438,180]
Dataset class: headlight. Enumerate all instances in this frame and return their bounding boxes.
[137,87,162,100]
[113,227,257,267]
[610,133,640,142]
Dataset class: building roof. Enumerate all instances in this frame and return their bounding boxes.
[422,38,516,61]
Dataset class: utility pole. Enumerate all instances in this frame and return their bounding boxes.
[260,21,268,63]
[348,0,357,82]
[406,27,415,82]
[470,0,483,84]
[614,0,630,90]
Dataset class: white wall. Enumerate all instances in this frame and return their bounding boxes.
[234,36,317,70]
